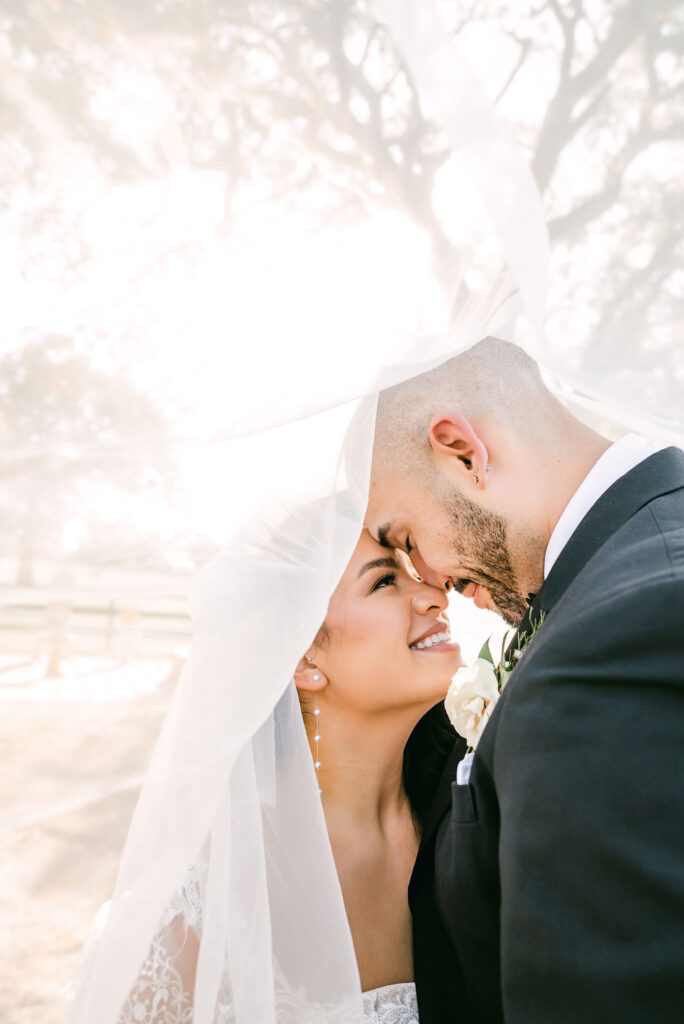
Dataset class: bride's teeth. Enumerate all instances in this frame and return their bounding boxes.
[411,630,451,649]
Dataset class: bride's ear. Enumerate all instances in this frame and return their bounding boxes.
[293,655,328,692]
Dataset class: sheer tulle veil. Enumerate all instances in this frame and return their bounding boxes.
[45,1,681,1022]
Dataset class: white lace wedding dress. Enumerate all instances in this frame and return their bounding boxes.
[93,863,419,1024]
[361,983,418,1023]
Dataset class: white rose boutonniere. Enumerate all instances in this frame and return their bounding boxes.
[445,611,546,750]
[444,659,499,749]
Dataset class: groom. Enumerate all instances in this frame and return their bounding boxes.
[366,337,684,1023]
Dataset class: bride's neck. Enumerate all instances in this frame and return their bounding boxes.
[307,702,422,832]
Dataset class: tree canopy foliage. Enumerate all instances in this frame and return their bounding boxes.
[1,0,682,565]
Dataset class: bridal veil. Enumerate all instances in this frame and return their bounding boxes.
[63,4,547,1020]
[2,1,680,1022]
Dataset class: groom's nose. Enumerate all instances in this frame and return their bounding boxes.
[409,548,451,592]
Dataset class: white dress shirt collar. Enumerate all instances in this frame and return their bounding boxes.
[544,434,653,579]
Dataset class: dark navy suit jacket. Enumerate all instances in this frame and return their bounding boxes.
[411,447,684,1023]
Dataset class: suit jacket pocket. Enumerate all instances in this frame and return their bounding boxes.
[451,781,478,824]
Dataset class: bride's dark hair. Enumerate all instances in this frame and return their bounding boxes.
[403,701,462,832]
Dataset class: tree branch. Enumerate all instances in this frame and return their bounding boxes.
[494,36,532,103]
[533,0,647,191]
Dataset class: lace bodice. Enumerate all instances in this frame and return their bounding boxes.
[120,944,419,1023]
[117,931,419,1022]
[362,983,418,1023]
[121,971,418,1023]
[85,865,419,1023]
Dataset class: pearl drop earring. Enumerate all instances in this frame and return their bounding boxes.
[313,696,322,796]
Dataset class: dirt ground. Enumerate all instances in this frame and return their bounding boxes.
[0,662,174,1024]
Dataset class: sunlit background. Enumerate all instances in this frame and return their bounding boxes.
[1,2,683,1021]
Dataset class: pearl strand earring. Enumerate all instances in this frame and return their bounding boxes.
[313,693,322,796]
[308,655,323,796]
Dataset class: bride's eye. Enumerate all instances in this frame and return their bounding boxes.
[405,538,413,555]
[371,571,397,593]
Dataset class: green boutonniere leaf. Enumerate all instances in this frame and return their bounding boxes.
[476,612,547,695]
[478,637,495,664]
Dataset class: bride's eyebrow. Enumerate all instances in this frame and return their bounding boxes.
[357,556,399,579]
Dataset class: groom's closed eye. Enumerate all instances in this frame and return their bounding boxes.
[377,524,394,549]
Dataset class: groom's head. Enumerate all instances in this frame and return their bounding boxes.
[366,337,609,626]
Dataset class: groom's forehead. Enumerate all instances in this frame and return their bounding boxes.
[365,475,426,537]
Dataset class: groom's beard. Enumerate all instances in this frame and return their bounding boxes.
[448,495,528,627]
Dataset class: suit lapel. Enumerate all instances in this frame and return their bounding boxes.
[506,448,683,654]
[539,446,684,612]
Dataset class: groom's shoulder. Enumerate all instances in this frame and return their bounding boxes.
[532,485,684,658]
[592,482,684,587]
[646,480,684,565]
[565,450,684,586]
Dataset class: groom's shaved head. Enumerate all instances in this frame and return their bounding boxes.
[368,336,608,626]
[374,336,552,477]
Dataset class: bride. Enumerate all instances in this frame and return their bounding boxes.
[294,530,463,1010]
[79,528,465,1024]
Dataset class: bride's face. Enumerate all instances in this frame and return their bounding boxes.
[306,530,464,714]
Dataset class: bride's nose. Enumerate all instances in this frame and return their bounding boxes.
[412,581,449,615]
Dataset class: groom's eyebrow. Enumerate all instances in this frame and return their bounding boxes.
[377,524,393,548]
[357,556,399,578]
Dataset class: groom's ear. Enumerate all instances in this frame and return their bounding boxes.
[293,656,328,693]
[428,413,489,490]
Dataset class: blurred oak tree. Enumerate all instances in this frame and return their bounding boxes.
[1,0,682,567]
[0,340,175,582]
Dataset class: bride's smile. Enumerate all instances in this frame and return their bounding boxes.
[408,623,457,651]
[296,530,464,722]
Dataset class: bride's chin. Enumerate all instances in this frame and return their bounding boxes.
[412,652,464,679]
[414,679,455,705]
